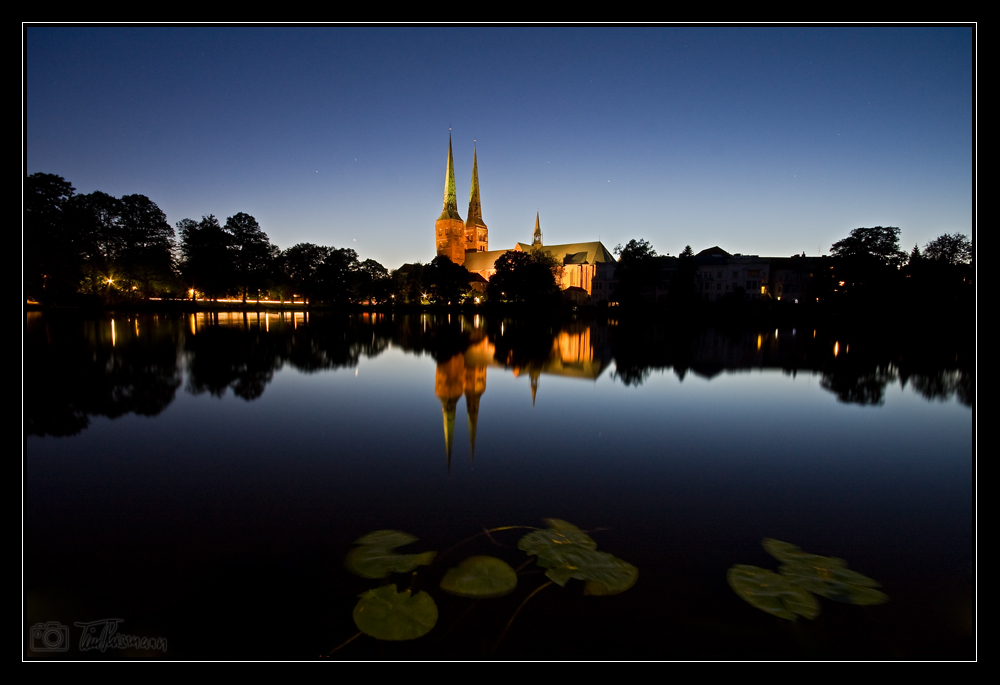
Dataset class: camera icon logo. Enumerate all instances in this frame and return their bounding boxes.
[30,622,70,652]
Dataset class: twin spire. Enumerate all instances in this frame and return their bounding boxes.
[435,133,489,262]
[438,133,485,228]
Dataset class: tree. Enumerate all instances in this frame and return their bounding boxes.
[354,258,391,304]
[663,245,698,306]
[25,173,80,302]
[64,191,176,300]
[391,262,427,304]
[179,215,232,300]
[224,212,272,302]
[923,233,972,266]
[829,226,907,300]
[426,255,471,305]
[486,249,560,305]
[315,247,360,305]
[830,226,906,268]
[612,239,660,305]
[280,243,332,303]
[117,194,176,297]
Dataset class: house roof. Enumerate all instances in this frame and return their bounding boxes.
[515,241,617,265]
[695,246,731,258]
[462,249,511,272]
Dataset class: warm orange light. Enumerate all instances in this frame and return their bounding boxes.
[833,341,839,357]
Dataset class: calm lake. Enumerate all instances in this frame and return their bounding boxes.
[24,310,974,659]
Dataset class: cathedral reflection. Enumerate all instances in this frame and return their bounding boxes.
[434,324,610,467]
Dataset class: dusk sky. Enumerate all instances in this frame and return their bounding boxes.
[25,26,974,269]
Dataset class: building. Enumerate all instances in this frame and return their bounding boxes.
[691,246,771,302]
[434,136,616,300]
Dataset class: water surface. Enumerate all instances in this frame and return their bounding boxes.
[24,311,974,659]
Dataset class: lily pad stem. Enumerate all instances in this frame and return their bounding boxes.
[326,631,362,656]
[494,580,554,654]
[436,526,541,567]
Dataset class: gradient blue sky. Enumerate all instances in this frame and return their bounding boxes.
[25,26,974,269]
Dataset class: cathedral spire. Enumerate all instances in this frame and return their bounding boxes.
[532,212,542,246]
[438,133,463,222]
[466,147,483,228]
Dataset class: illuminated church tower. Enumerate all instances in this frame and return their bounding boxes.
[435,134,467,265]
[464,147,488,254]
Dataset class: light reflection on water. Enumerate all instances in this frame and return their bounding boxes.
[24,312,973,659]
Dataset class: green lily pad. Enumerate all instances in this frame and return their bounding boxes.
[345,530,436,579]
[763,539,847,568]
[580,552,639,596]
[518,521,637,595]
[440,556,518,598]
[354,530,420,547]
[517,519,597,559]
[728,564,821,621]
[780,562,888,605]
[353,585,438,640]
[764,539,887,606]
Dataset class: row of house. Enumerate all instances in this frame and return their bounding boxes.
[590,246,828,305]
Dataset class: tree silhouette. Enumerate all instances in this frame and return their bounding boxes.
[25,173,80,303]
[225,212,272,303]
[923,233,972,266]
[830,226,906,268]
[426,255,472,305]
[612,239,660,306]
[486,249,560,305]
[280,243,332,304]
[179,215,232,300]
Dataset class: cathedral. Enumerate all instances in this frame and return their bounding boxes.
[434,135,616,299]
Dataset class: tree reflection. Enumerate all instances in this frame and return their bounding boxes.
[25,312,182,437]
[25,312,973,438]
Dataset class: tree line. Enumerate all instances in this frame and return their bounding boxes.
[27,173,972,312]
[25,173,399,306]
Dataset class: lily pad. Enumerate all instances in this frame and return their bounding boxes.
[518,521,637,595]
[580,552,639,596]
[763,539,847,568]
[763,539,887,606]
[517,519,597,560]
[354,530,420,547]
[345,529,436,579]
[353,585,438,640]
[780,561,888,605]
[440,556,518,598]
[728,564,820,621]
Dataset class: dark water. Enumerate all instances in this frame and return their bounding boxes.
[24,311,974,659]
